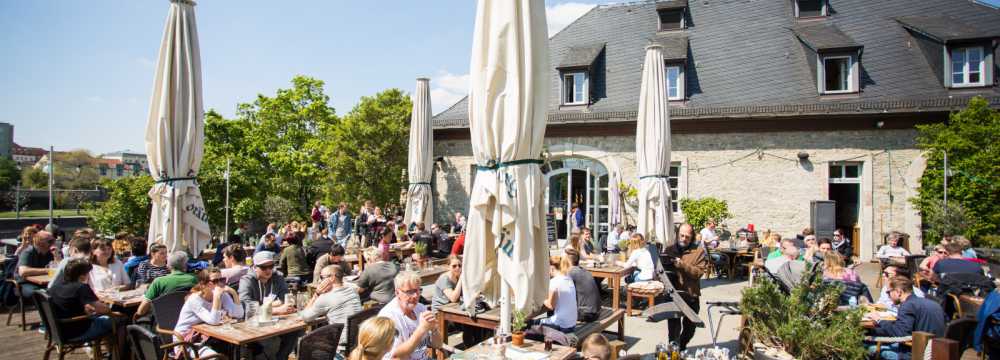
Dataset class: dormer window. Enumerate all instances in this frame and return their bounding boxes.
[656,0,687,31]
[950,46,985,87]
[796,0,828,18]
[821,55,856,94]
[562,72,589,105]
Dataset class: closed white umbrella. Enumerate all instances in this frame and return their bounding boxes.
[145,0,211,255]
[460,0,550,330]
[608,170,622,227]
[636,45,674,246]
[403,78,434,229]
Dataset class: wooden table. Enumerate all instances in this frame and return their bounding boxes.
[97,286,147,308]
[711,248,753,280]
[454,338,574,360]
[582,265,628,310]
[25,274,52,286]
[194,316,310,360]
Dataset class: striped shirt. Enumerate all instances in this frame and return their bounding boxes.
[134,260,171,285]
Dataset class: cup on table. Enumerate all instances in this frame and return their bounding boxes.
[47,268,56,277]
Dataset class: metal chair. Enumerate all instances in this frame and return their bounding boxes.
[705,301,740,347]
[127,324,225,360]
[298,323,344,360]
[4,278,30,331]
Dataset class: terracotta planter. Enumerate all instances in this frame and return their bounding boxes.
[511,332,525,346]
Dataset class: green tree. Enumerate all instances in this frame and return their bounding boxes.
[0,157,19,191]
[87,175,154,236]
[913,97,1000,244]
[21,167,48,189]
[324,88,411,209]
[679,197,732,231]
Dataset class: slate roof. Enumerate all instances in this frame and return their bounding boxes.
[557,43,606,68]
[895,15,1000,43]
[793,22,861,52]
[434,0,1000,129]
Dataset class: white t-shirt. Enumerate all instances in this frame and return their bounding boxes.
[624,248,655,282]
[541,274,577,330]
[700,228,718,246]
[89,259,130,291]
[378,298,431,360]
[876,245,910,259]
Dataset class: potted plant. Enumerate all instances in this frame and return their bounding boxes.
[511,310,527,346]
[740,269,866,359]
[412,242,428,268]
[616,238,630,261]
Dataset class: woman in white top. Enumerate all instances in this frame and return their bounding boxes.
[622,233,655,284]
[535,256,577,333]
[174,268,244,357]
[876,231,911,260]
[88,238,130,291]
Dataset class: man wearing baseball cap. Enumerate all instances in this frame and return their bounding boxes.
[238,251,300,360]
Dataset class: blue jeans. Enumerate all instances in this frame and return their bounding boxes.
[69,315,112,342]
[866,342,902,360]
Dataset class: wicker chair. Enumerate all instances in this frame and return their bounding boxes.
[33,290,118,360]
[298,323,344,360]
[127,324,224,360]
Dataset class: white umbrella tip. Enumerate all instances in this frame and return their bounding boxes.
[645,44,664,51]
[416,77,431,82]
[170,0,197,5]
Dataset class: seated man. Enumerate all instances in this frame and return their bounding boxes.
[876,231,911,263]
[356,248,399,304]
[765,239,800,274]
[134,244,171,286]
[378,271,442,360]
[16,231,56,299]
[933,241,983,280]
[410,223,436,249]
[256,233,282,254]
[313,244,352,283]
[298,265,362,347]
[135,251,198,319]
[430,224,452,259]
[47,235,93,290]
[211,234,242,266]
[564,249,601,322]
[876,266,924,315]
[48,259,118,346]
[238,251,300,360]
[123,237,149,282]
[867,277,946,360]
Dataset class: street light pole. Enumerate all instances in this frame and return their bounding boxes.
[48,146,54,227]
[224,158,231,239]
[943,150,948,213]
[15,181,21,219]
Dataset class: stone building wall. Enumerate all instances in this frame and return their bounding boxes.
[431,128,926,260]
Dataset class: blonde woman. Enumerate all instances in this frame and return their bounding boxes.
[348,316,396,360]
[524,256,577,341]
[622,233,654,284]
[822,252,860,282]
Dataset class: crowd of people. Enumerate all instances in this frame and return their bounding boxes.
[5,202,998,360]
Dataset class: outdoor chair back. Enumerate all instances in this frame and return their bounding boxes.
[943,317,978,354]
[151,290,188,342]
[127,324,166,360]
[345,305,383,355]
[32,290,65,345]
[298,323,345,360]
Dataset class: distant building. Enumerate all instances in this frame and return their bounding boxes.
[0,123,13,159]
[12,143,47,168]
[99,150,149,179]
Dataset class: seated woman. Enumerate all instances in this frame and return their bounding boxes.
[526,256,577,344]
[348,316,396,360]
[174,268,244,358]
[278,231,311,283]
[822,252,860,282]
[621,233,655,284]
[763,233,783,260]
[876,231,911,262]
[220,244,249,286]
[89,238,130,291]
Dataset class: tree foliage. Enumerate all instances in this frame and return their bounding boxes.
[679,197,732,231]
[913,97,1000,245]
[87,175,154,236]
[19,150,101,190]
[323,88,412,209]
[0,157,19,191]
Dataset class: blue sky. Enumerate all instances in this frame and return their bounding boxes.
[2,0,997,155]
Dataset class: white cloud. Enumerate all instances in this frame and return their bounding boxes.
[135,56,155,69]
[546,2,596,36]
[429,71,469,113]
[86,96,104,103]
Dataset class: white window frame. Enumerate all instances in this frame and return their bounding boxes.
[820,55,856,94]
[665,64,684,100]
[562,71,589,105]
[829,162,862,184]
[795,0,828,18]
[949,46,985,87]
[669,162,681,214]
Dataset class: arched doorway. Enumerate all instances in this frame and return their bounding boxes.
[543,157,609,244]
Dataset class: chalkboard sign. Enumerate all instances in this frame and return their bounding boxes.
[546,213,557,244]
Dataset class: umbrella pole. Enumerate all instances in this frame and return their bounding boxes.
[499,280,511,338]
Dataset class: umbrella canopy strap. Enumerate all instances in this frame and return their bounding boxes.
[408,182,432,186]
[154,176,198,184]
[475,159,544,199]
[639,174,671,179]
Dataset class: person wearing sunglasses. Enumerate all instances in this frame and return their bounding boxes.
[866,277,945,360]
[238,251,300,360]
[298,265,362,347]
[174,268,243,358]
[378,271,441,360]
[876,266,924,315]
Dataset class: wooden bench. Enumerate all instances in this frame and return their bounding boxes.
[565,307,626,348]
